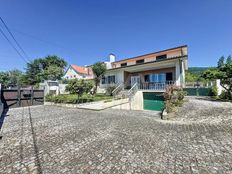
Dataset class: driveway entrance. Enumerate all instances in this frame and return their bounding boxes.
[143,92,164,111]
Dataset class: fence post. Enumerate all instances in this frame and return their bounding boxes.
[31,87,34,105]
[0,84,3,115]
[17,87,21,107]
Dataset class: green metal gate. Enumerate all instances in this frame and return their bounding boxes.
[184,88,212,96]
[143,92,164,111]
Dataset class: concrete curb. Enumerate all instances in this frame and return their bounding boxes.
[44,99,129,111]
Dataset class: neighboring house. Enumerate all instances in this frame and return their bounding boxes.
[40,80,68,96]
[63,65,94,80]
[100,45,188,91]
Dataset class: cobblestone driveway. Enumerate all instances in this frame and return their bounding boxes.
[0,102,232,174]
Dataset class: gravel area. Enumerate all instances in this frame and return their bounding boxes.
[0,103,232,173]
[170,96,232,124]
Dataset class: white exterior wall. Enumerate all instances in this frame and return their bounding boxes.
[112,91,144,110]
[216,79,226,95]
[175,61,181,86]
[175,59,186,87]
[100,70,124,88]
[63,67,84,79]
[181,60,185,87]
[104,61,112,69]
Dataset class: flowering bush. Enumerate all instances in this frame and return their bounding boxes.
[163,85,186,113]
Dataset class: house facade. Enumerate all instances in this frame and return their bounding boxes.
[100,45,188,91]
[63,65,94,80]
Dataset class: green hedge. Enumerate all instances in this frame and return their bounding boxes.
[46,93,112,104]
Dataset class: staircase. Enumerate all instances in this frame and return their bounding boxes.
[115,89,130,99]
[112,82,138,100]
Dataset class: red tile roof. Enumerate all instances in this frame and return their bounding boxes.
[71,65,88,74]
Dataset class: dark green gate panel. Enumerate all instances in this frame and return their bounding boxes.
[198,88,211,96]
[184,88,198,96]
[143,92,164,111]
[184,88,212,96]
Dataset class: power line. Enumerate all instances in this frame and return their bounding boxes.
[0,17,30,62]
[12,29,79,54]
[0,27,29,63]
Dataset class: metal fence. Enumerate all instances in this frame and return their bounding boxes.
[1,88,44,109]
[183,87,212,96]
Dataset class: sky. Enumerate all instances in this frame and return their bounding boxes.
[0,0,232,71]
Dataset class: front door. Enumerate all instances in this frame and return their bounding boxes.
[131,76,140,86]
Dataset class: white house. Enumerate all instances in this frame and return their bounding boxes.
[63,65,94,80]
[100,45,188,91]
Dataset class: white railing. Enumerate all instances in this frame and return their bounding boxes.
[138,81,175,90]
[112,82,124,97]
[128,82,138,110]
[128,82,138,96]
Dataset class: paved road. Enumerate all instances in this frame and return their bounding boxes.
[0,103,232,174]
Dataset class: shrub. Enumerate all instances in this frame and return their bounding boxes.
[45,94,94,104]
[163,85,186,113]
[210,85,218,96]
[45,93,112,104]
[164,102,177,113]
[219,91,232,100]
[65,79,94,97]
[105,85,116,96]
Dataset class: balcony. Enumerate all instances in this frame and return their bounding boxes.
[137,81,175,91]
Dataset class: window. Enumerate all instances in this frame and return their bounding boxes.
[103,75,115,84]
[156,54,167,60]
[136,59,144,64]
[158,73,166,82]
[166,72,173,81]
[121,63,127,67]
[150,73,166,82]
[150,74,158,82]
[102,76,106,84]
[108,75,115,84]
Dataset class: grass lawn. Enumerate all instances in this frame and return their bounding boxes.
[46,93,112,104]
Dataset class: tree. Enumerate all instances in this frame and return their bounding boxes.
[185,71,197,82]
[8,69,25,87]
[201,68,220,81]
[217,62,232,93]
[92,62,106,91]
[202,56,232,99]
[0,69,25,88]
[25,55,67,85]
[217,56,225,68]
[226,55,232,64]
[43,65,64,81]
[0,72,10,88]
[65,79,93,101]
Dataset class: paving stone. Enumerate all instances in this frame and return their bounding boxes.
[0,101,232,173]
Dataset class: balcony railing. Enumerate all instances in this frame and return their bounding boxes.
[138,81,175,90]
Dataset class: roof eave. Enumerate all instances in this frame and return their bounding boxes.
[107,55,188,71]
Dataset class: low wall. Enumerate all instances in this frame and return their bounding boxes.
[112,91,144,110]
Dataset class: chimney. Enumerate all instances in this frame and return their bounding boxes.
[109,53,116,63]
